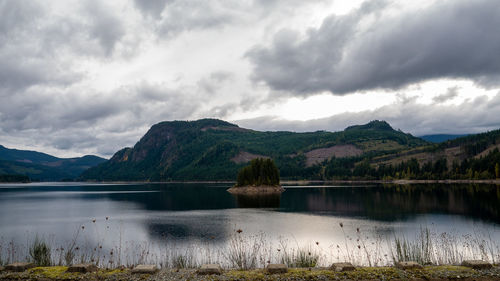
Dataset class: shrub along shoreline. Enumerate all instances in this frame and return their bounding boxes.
[1,226,499,270]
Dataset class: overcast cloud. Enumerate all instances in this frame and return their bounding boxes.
[1,0,500,158]
[237,92,500,136]
[248,0,500,95]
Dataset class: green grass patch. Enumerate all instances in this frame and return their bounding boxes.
[29,266,78,279]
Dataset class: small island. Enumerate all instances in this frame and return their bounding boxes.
[227,158,284,194]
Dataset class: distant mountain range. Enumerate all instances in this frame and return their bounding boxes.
[0,145,106,181]
[419,134,469,143]
[81,119,429,181]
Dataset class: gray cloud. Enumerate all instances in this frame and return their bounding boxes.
[0,54,81,92]
[433,87,459,103]
[0,1,81,91]
[132,0,241,38]
[0,79,205,157]
[83,1,126,56]
[235,93,500,136]
[0,0,132,95]
[157,0,234,37]
[133,0,169,19]
[204,103,238,119]
[0,0,41,41]
[197,71,234,95]
[247,0,500,96]
[139,0,324,38]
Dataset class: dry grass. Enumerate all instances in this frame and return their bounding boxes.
[0,220,499,269]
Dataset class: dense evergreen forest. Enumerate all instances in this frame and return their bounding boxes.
[236,158,280,186]
[0,174,30,183]
[316,148,500,180]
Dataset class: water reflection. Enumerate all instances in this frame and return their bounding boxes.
[81,184,237,211]
[280,184,500,223]
[232,194,281,208]
[1,182,499,259]
[3,183,498,223]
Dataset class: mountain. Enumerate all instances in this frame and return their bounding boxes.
[0,145,59,163]
[367,128,500,180]
[0,145,107,181]
[419,134,468,143]
[81,119,427,181]
[345,120,395,131]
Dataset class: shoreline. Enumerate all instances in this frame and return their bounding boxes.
[3,179,500,185]
[28,179,500,185]
[281,179,500,185]
[1,264,499,281]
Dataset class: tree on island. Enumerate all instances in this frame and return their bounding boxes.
[236,158,280,187]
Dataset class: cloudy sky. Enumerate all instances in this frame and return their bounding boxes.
[1,0,500,158]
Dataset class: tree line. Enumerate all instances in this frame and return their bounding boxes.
[0,174,30,183]
[321,148,500,180]
[236,158,280,186]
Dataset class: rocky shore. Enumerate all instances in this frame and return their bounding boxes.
[226,185,285,195]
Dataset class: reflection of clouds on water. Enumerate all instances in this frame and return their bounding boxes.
[144,210,233,243]
[0,191,160,200]
[0,183,500,266]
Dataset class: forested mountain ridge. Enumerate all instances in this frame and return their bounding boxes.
[366,128,500,180]
[81,119,428,181]
[0,145,107,181]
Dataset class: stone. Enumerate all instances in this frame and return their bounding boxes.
[395,261,423,270]
[330,262,356,272]
[266,264,288,274]
[67,263,98,273]
[461,260,493,270]
[0,266,4,272]
[5,262,35,272]
[131,264,158,274]
[197,264,222,275]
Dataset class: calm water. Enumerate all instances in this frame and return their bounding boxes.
[1,182,499,266]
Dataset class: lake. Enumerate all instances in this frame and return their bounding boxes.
[0,182,499,267]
